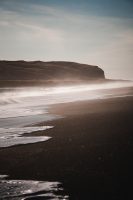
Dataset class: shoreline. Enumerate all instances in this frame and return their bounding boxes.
[0,95,133,199]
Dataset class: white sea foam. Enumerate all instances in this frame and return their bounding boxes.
[0,177,69,199]
[0,81,132,148]
[1,82,132,199]
[0,126,53,148]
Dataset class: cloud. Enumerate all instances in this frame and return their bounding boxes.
[0,5,64,43]
[0,1,133,79]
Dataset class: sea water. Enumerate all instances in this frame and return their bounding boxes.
[0,81,133,199]
[0,175,69,200]
[0,81,133,148]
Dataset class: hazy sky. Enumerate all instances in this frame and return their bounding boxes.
[0,0,133,80]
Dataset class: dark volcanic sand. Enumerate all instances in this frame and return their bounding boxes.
[0,97,133,199]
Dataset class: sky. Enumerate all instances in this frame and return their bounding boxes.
[0,0,133,80]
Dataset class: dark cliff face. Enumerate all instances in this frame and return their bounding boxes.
[0,61,105,87]
[0,61,105,80]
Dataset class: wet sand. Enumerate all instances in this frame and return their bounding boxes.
[0,96,133,199]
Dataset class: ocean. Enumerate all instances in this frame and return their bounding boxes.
[0,81,133,199]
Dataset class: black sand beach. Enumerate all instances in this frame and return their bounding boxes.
[0,96,133,199]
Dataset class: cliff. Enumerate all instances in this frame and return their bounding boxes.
[0,61,105,86]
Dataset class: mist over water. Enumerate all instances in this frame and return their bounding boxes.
[1,81,133,101]
[0,81,133,199]
[0,81,133,148]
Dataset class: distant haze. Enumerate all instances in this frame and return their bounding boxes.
[0,0,133,80]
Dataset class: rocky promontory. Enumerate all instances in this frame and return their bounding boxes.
[0,61,105,86]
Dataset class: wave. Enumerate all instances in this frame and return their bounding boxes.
[0,175,69,200]
[0,126,53,148]
[0,81,132,148]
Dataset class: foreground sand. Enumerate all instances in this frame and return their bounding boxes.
[0,96,133,199]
